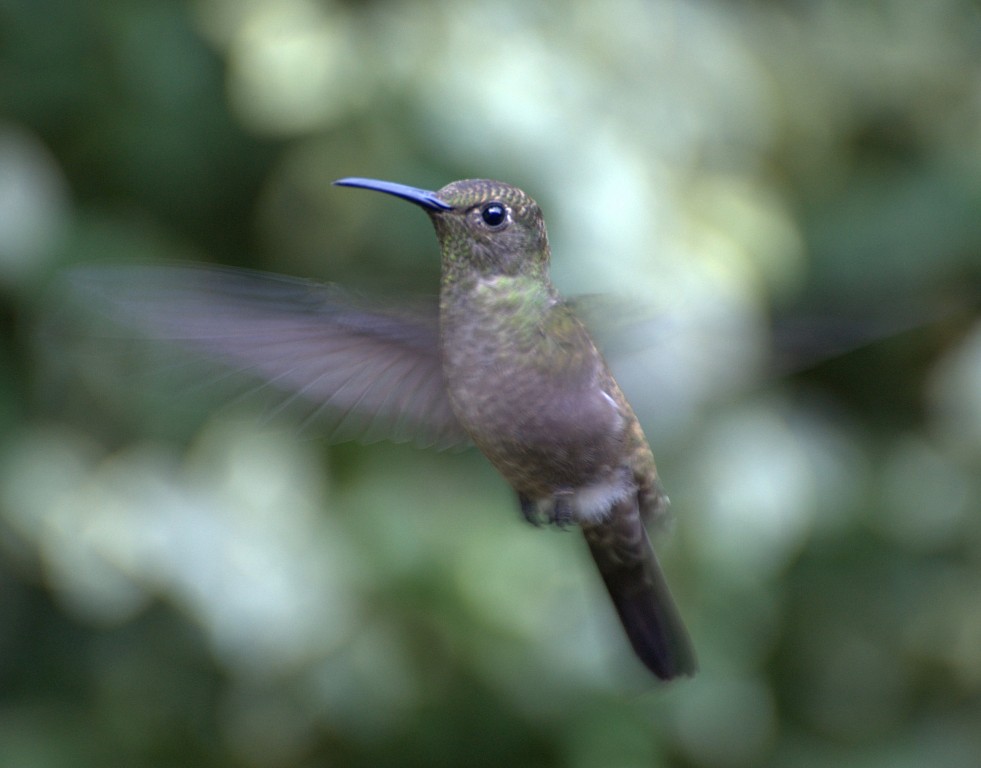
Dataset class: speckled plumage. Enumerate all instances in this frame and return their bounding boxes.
[346,177,696,680]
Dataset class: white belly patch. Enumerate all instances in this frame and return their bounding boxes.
[532,472,634,525]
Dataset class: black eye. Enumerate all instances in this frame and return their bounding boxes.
[480,202,508,228]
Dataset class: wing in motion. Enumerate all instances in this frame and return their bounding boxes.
[61,263,468,449]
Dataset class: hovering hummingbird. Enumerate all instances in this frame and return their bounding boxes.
[67,177,697,680]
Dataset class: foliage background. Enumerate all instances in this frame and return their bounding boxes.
[1,1,980,766]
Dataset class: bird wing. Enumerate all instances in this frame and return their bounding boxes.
[58,263,468,449]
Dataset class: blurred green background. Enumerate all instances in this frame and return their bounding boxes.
[2,0,981,766]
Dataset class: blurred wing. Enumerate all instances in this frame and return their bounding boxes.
[61,263,467,449]
[767,293,981,378]
[564,294,656,357]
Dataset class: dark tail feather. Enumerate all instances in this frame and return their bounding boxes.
[583,499,696,680]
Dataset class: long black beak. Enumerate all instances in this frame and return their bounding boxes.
[333,177,452,212]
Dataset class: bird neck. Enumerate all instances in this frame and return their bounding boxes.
[440,272,555,329]
[439,273,596,382]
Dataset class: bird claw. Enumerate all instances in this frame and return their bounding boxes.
[518,493,542,526]
[518,492,575,528]
[550,493,574,529]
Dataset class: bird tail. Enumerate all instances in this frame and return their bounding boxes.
[582,498,696,680]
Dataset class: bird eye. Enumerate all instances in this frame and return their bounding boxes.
[480,202,508,228]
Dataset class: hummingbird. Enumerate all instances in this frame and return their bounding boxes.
[64,177,697,680]
[334,177,696,680]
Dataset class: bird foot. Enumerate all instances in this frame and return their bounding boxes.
[518,491,575,528]
[518,493,543,527]
[550,492,575,529]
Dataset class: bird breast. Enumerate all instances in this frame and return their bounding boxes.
[440,291,627,494]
